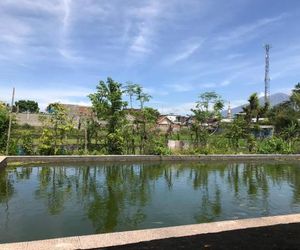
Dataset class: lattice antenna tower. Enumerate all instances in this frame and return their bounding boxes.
[264,44,271,104]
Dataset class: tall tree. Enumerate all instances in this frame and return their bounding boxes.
[225,117,248,152]
[124,82,139,109]
[136,86,152,110]
[242,93,269,124]
[291,82,300,111]
[89,77,127,154]
[135,87,152,153]
[267,83,300,151]
[191,92,224,147]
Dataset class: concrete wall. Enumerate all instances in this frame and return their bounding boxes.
[0,156,7,169]
[168,140,190,150]
[16,113,46,127]
[4,154,300,165]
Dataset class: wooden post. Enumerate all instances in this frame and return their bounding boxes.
[6,87,15,155]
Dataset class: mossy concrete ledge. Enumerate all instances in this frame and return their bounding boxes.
[4,154,300,166]
[0,156,7,169]
[2,213,300,250]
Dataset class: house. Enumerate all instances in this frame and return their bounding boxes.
[156,114,188,132]
[253,125,274,139]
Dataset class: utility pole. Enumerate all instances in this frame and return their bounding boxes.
[6,87,15,155]
[264,44,271,104]
[84,119,88,154]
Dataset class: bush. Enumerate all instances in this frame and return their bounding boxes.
[257,137,292,154]
[0,103,9,152]
[20,131,34,155]
[148,138,171,155]
[38,129,55,155]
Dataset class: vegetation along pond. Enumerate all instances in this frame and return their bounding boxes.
[1,161,300,243]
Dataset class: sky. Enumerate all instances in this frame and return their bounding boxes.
[0,0,300,114]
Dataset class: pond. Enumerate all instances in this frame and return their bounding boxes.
[1,161,300,243]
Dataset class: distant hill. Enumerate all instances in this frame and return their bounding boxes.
[223,93,290,117]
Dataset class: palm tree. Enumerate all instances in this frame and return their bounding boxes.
[124,82,140,110]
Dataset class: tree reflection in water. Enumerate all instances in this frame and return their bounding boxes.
[1,161,300,235]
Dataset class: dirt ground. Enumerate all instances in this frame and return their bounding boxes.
[97,223,300,250]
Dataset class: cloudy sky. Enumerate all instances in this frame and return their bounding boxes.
[0,0,299,114]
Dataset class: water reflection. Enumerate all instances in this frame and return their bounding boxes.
[0,162,300,242]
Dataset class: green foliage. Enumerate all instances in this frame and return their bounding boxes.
[38,129,55,155]
[192,91,224,121]
[89,77,127,154]
[242,93,269,124]
[106,131,124,155]
[20,131,34,155]
[7,80,300,156]
[136,86,152,109]
[0,103,9,152]
[15,100,39,113]
[39,103,74,155]
[8,138,18,155]
[191,91,224,147]
[267,101,297,132]
[290,82,300,111]
[148,138,171,155]
[225,117,248,151]
[267,84,300,135]
[257,137,292,154]
[124,82,140,109]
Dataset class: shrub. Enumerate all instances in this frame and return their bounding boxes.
[20,131,34,155]
[148,138,171,155]
[257,137,292,154]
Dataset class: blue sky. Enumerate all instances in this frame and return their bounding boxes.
[0,0,299,114]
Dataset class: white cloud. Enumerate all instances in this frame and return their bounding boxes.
[214,14,287,50]
[166,82,216,92]
[166,42,203,65]
[258,92,265,98]
[128,1,165,58]
[158,102,196,115]
[143,87,169,97]
[220,80,231,86]
[0,85,92,111]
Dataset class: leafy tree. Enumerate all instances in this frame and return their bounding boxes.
[242,93,269,125]
[291,82,300,111]
[268,101,297,132]
[89,77,127,154]
[191,91,224,147]
[135,87,153,154]
[15,100,39,113]
[39,103,74,154]
[267,84,300,136]
[225,117,248,152]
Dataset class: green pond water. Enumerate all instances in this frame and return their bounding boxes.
[1,161,300,243]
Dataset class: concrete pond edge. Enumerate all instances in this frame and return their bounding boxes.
[0,154,300,168]
[2,213,300,250]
